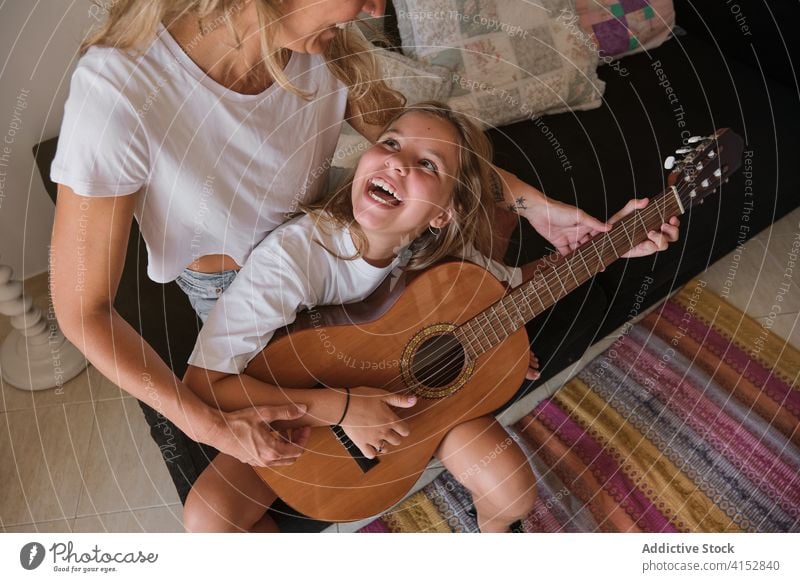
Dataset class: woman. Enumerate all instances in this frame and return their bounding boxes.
[49,0,642,474]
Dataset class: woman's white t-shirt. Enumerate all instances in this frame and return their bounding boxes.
[51,24,348,283]
[188,214,523,374]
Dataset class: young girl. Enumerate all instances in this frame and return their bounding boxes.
[181,102,679,533]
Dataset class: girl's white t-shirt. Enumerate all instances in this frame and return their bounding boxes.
[51,25,348,283]
[189,214,523,374]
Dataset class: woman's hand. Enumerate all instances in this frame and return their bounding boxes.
[610,198,680,258]
[492,168,610,256]
[204,405,311,468]
[521,195,611,256]
[341,387,416,459]
[505,183,679,259]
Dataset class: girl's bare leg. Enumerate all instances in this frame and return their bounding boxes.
[435,416,536,532]
[184,452,278,532]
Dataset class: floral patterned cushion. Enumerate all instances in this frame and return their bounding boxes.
[573,0,674,57]
[376,47,453,104]
[391,0,605,127]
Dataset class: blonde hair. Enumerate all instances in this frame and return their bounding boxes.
[82,0,404,126]
[303,101,497,271]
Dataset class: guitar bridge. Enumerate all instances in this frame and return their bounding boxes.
[330,425,380,473]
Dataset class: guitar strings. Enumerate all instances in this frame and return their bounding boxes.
[469,191,679,343]
[457,193,677,349]
[443,166,716,379]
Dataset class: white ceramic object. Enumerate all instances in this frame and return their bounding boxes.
[0,264,86,391]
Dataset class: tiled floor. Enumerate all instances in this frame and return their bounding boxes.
[0,276,182,533]
[1,208,797,533]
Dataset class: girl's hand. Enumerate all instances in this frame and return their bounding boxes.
[341,387,416,459]
[610,198,681,258]
[206,405,312,468]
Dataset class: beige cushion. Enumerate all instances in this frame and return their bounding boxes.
[392,0,606,127]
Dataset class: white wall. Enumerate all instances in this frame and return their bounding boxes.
[0,1,95,278]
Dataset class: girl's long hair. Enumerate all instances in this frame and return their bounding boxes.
[303,101,497,271]
[82,0,405,126]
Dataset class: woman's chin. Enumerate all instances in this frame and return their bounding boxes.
[281,36,330,54]
[296,31,337,54]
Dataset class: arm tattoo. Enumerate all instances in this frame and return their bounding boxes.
[489,170,505,203]
[507,196,528,214]
[491,169,528,214]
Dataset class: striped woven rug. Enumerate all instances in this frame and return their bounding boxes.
[358,279,800,533]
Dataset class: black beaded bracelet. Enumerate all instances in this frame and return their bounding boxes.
[335,387,351,426]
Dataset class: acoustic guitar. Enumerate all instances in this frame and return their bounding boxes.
[243,129,744,522]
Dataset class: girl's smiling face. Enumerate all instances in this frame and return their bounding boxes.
[352,112,460,244]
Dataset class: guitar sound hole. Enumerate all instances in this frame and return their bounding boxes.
[410,334,465,388]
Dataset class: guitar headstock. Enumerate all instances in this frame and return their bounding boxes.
[664,128,745,210]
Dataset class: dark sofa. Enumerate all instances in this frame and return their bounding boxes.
[33,0,799,531]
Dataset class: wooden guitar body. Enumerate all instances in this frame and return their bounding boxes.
[244,262,530,522]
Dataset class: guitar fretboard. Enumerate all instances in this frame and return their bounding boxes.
[455,190,683,359]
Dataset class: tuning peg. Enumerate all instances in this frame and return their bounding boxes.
[676,147,692,154]
[707,150,716,159]
[664,156,676,170]
[696,162,703,171]
[713,168,722,177]
[689,189,697,198]
[687,136,706,143]
[700,179,710,188]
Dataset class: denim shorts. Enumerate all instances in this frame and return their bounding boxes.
[174,268,239,323]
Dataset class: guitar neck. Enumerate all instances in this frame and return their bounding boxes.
[457,188,684,359]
